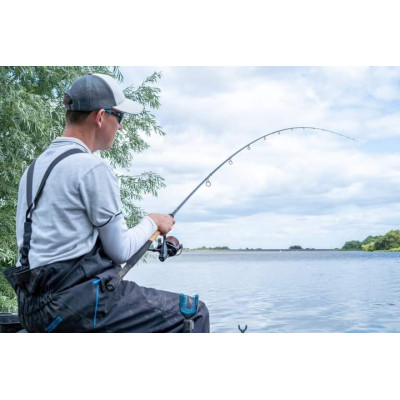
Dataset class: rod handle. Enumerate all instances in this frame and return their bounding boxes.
[106,230,161,291]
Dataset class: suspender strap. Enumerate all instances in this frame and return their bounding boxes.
[25,149,84,220]
[26,159,36,208]
[20,148,84,270]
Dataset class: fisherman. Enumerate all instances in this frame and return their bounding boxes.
[7,73,210,333]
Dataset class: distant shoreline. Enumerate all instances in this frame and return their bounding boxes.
[186,248,339,252]
[186,248,400,252]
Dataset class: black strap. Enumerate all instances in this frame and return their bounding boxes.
[26,159,36,208]
[20,148,84,269]
[25,149,84,220]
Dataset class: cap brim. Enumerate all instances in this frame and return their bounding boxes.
[113,98,144,115]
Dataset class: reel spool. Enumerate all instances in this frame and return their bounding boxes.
[149,235,183,262]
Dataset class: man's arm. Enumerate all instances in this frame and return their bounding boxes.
[98,213,175,264]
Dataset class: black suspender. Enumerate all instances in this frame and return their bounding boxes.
[26,159,36,208]
[19,148,84,270]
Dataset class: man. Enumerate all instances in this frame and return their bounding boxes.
[8,73,210,332]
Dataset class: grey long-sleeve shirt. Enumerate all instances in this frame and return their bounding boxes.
[16,137,157,269]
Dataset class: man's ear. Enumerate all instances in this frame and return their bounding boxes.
[94,109,105,127]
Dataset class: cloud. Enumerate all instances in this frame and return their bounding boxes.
[121,66,400,248]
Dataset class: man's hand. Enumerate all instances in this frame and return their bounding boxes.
[147,213,175,235]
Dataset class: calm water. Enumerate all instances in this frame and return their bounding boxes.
[126,250,400,333]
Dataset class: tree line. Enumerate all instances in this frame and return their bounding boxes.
[342,230,400,251]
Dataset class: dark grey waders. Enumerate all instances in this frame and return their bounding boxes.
[4,150,209,333]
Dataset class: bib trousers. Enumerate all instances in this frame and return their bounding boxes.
[6,242,209,333]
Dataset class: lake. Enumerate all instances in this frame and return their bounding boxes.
[125,250,400,333]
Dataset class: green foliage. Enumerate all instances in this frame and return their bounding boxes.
[361,235,380,245]
[373,230,400,250]
[342,240,362,250]
[343,230,400,251]
[0,67,166,312]
[361,242,375,251]
[289,245,303,250]
[119,172,166,228]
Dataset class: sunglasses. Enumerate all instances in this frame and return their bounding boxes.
[104,109,125,124]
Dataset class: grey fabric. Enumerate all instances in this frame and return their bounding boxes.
[66,74,116,111]
[16,138,156,268]
[98,213,157,265]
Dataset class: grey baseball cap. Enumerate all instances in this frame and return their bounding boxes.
[64,73,143,115]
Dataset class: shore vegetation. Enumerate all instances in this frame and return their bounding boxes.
[342,230,400,251]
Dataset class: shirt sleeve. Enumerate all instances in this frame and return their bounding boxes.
[98,215,158,264]
[78,162,122,227]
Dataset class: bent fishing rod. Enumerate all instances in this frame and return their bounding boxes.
[106,126,357,291]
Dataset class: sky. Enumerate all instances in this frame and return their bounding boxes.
[117,66,400,250]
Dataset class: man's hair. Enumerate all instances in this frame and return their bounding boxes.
[63,94,92,125]
[65,110,92,125]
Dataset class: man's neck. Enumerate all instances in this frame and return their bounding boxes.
[63,125,96,152]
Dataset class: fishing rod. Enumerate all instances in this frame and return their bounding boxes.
[171,126,356,216]
[106,126,357,291]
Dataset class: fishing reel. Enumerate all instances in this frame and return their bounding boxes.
[149,235,183,262]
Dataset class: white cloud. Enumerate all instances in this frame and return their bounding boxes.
[365,114,400,138]
[121,66,400,248]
